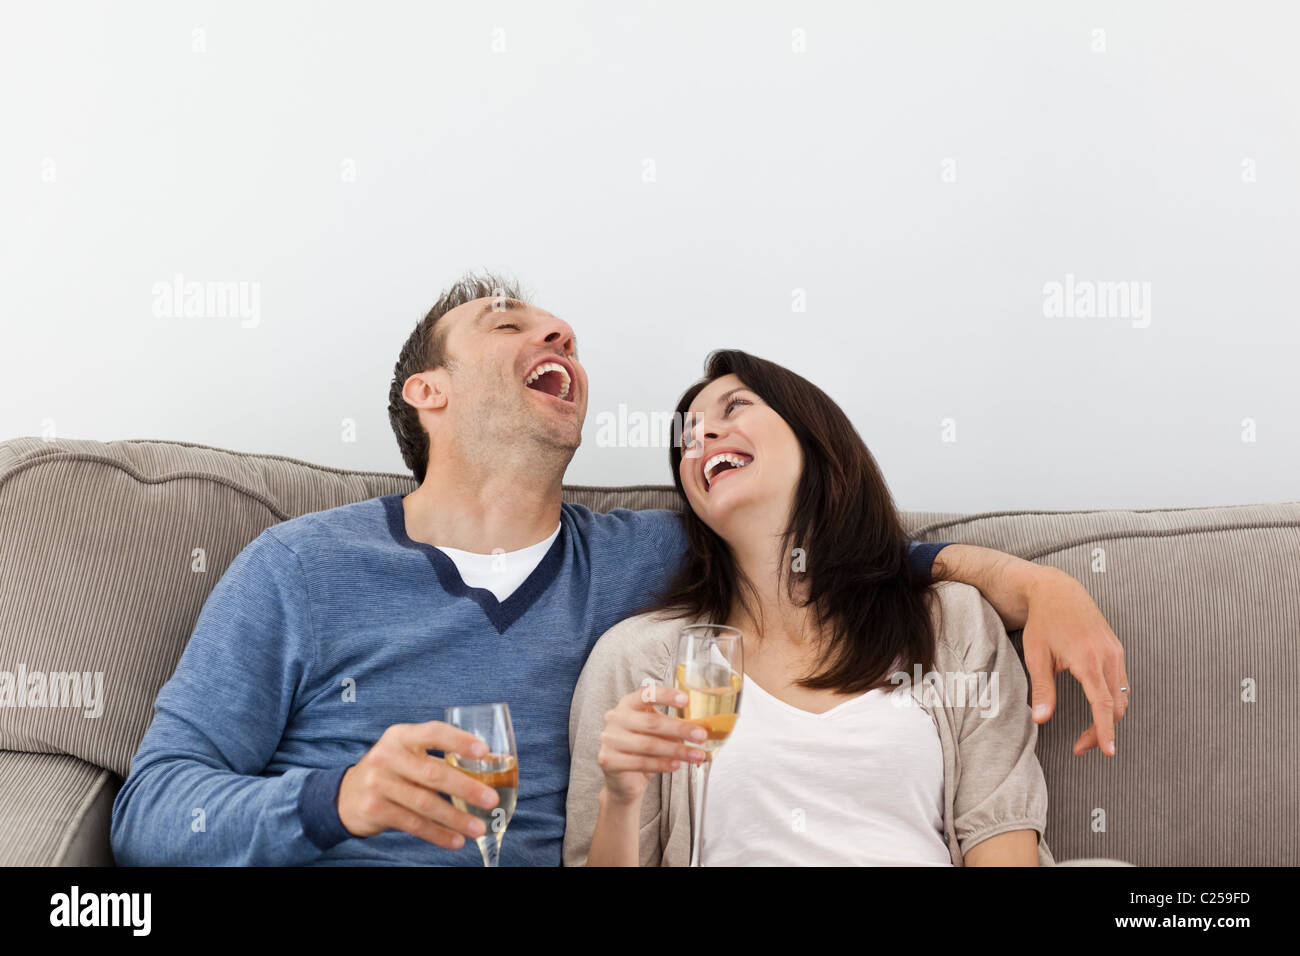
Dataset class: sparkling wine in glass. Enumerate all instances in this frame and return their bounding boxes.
[671,624,743,867]
[443,702,518,867]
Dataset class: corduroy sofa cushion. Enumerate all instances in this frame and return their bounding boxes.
[0,437,1295,865]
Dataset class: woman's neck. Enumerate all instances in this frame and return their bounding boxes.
[726,536,820,650]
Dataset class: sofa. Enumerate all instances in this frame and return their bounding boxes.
[1,436,1296,866]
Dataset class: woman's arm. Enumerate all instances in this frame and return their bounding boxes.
[586,682,707,866]
[564,619,706,866]
[963,829,1039,866]
[937,583,1052,866]
[929,544,1128,758]
[587,788,646,866]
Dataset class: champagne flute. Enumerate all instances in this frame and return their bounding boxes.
[671,624,743,867]
[443,702,518,867]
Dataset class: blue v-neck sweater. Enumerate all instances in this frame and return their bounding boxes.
[110,494,946,866]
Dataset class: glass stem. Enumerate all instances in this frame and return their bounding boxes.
[689,758,713,867]
[477,834,501,867]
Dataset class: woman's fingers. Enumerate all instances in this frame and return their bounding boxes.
[598,752,684,774]
[603,726,706,763]
[614,685,710,742]
[599,684,709,781]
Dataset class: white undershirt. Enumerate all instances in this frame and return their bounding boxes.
[434,524,560,602]
[698,673,951,866]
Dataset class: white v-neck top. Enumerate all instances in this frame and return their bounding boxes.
[434,524,561,602]
[698,672,951,866]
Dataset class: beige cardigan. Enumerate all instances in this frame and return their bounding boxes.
[563,580,1055,866]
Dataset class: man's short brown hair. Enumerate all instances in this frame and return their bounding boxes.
[387,272,525,482]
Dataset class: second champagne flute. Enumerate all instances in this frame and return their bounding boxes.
[671,623,743,867]
[443,702,518,867]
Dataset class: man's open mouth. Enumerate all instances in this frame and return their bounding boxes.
[703,452,753,490]
[524,360,573,402]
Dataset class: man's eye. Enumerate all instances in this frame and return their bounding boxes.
[495,323,520,331]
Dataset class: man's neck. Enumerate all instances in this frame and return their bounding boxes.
[402,449,564,554]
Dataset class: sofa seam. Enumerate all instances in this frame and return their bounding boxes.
[911,503,1300,536]
[0,455,303,522]
[0,444,683,511]
[1019,521,1300,562]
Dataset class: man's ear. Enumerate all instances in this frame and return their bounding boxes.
[402,368,449,413]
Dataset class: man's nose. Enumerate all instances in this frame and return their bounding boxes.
[537,318,577,356]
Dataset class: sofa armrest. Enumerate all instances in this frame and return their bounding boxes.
[0,750,117,865]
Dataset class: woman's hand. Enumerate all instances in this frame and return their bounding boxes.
[597,682,709,806]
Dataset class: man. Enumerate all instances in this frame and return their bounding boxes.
[110,273,1128,865]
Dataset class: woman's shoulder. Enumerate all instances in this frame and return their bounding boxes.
[579,609,694,683]
[925,580,1006,664]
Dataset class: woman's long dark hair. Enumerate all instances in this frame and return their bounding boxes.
[656,349,938,694]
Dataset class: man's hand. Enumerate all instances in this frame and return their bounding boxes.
[930,544,1129,757]
[337,721,501,848]
[1022,567,1129,756]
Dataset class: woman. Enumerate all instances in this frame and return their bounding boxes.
[563,349,1054,866]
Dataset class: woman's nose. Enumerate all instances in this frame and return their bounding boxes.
[690,415,724,443]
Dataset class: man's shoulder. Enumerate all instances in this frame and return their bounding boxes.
[561,503,685,546]
[262,494,393,556]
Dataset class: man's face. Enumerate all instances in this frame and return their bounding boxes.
[428,295,588,460]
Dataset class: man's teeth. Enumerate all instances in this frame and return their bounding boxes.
[524,361,571,399]
[704,453,752,487]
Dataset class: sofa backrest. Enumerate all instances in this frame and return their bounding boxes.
[1,436,1296,865]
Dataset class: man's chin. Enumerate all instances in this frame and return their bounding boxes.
[526,419,582,456]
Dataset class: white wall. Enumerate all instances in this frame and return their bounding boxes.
[3,1,1296,512]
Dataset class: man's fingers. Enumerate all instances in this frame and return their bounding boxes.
[402,720,489,759]
[388,749,499,810]
[1023,641,1057,724]
[1074,662,1116,756]
[1105,641,1129,722]
[1113,642,1131,722]
[373,793,476,849]
[1073,725,1099,756]
[383,778,488,841]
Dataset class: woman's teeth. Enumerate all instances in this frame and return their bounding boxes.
[704,453,752,488]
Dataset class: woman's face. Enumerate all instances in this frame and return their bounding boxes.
[679,373,804,539]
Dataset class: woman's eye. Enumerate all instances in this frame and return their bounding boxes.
[724,398,750,416]
[495,323,520,331]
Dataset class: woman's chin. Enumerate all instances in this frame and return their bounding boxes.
[693,485,755,530]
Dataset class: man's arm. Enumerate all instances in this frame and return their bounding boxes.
[925,543,1129,759]
[110,530,353,865]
